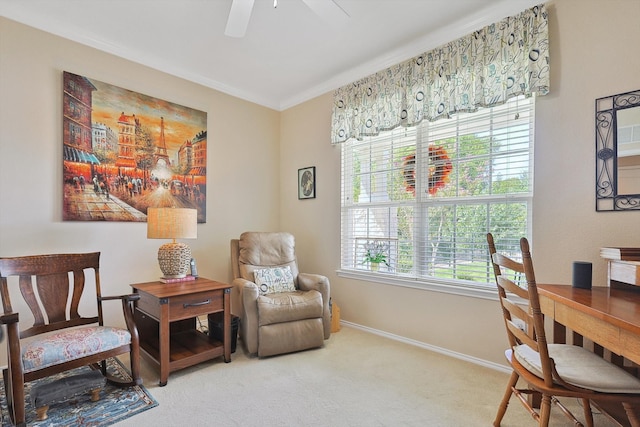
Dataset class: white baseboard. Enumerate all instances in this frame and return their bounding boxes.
[340,320,511,375]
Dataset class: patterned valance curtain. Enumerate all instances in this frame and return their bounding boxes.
[331,3,549,144]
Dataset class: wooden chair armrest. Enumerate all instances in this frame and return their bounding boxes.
[97,294,139,340]
[0,312,19,324]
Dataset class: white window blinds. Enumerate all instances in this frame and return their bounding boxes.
[340,95,534,285]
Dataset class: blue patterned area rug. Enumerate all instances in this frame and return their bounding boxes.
[0,358,157,426]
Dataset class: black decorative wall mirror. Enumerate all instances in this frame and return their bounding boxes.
[596,89,640,211]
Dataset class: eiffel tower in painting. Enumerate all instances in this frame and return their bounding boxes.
[154,116,171,168]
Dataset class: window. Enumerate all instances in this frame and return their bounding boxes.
[340,95,534,289]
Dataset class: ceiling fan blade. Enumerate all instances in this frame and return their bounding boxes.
[225,0,255,38]
[301,0,350,25]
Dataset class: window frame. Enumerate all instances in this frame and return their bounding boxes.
[338,96,535,297]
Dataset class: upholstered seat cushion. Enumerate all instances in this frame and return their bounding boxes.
[515,343,640,393]
[22,326,131,373]
[257,290,323,326]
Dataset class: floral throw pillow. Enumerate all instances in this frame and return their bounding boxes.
[253,266,296,295]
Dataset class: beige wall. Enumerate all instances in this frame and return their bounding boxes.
[280,0,640,367]
[0,17,281,347]
[1,0,640,368]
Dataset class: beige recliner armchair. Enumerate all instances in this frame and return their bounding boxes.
[231,232,331,357]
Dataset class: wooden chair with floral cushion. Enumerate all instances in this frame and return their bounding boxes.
[0,252,141,426]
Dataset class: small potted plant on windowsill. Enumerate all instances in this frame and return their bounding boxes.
[362,241,390,272]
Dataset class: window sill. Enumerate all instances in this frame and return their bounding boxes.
[336,269,499,301]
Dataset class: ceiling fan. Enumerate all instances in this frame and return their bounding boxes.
[225,0,349,38]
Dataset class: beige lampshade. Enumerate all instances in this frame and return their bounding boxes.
[147,207,197,240]
[147,208,197,278]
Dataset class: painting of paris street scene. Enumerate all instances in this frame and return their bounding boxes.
[62,71,207,222]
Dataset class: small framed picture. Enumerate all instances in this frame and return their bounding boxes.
[298,166,316,199]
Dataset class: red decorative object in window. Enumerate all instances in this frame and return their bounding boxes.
[402,146,452,196]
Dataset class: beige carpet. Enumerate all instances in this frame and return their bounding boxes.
[116,325,619,426]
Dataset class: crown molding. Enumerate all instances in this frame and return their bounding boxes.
[1,0,544,112]
[279,0,543,110]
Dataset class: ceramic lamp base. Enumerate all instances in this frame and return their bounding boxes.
[157,242,192,279]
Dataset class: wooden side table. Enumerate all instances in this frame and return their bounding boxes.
[131,277,232,386]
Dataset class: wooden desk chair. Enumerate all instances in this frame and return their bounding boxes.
[0,252,141,426]
[487,233,640,427]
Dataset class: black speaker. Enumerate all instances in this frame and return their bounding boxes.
[572,261,592,289]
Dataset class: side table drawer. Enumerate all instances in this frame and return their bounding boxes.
[169,290,223,321]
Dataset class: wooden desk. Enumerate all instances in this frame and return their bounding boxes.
[131,278,232,386]
[538,284,640,366]
[538,284,640,424]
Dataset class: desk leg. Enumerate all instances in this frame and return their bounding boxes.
[594,343,604,358]
[572,332,583,347]
[553,321,566,344]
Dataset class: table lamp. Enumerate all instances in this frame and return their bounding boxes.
[147,207,197,279]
